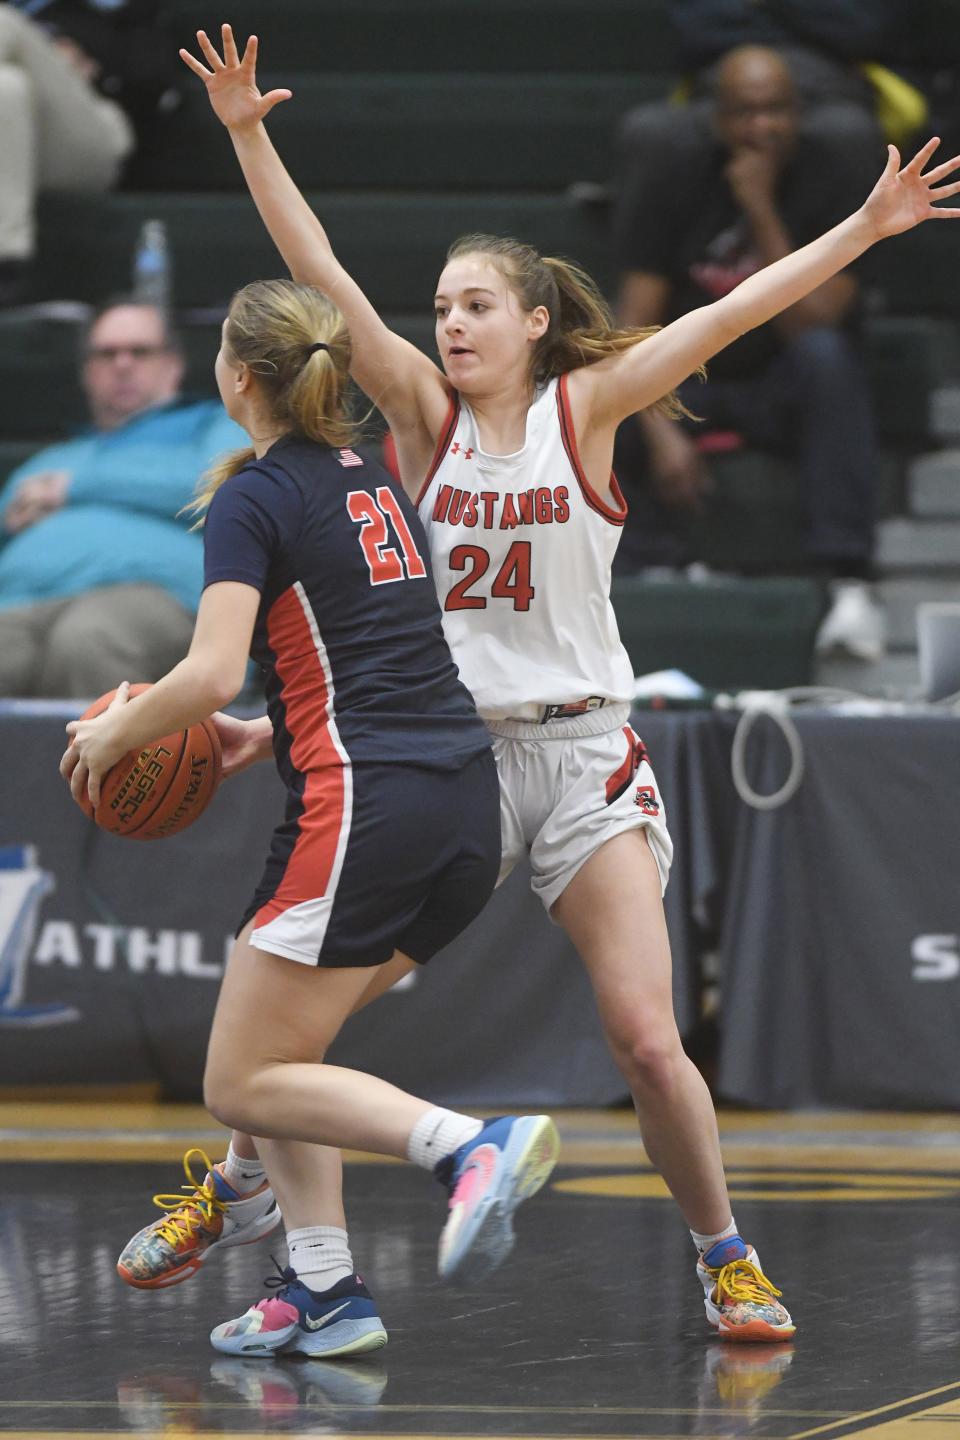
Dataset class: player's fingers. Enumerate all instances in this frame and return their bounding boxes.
[905,135,940,173]
[221,22,240,67]
[70,756,89,804]
[261,88,293,114]
[59,743,78,782]
[87,768,102,809]
[930,207,960,218]
[930,179,960,201]
[195,29,225,70]
[240,32,258,68]
[924,154,960,184]
[107,680,131,711]
[180,48,213,80]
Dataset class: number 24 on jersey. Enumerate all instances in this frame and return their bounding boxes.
[347,488,535,611]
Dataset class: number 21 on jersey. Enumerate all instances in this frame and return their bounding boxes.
[347,487,427,585]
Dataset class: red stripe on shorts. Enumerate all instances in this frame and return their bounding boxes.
[254,585,350,928]
[604,726,649,805]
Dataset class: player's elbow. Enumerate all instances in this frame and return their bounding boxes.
[187,657,245,714]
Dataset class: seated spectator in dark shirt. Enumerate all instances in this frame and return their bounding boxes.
[614,45,885,661]
[616,1,920,250]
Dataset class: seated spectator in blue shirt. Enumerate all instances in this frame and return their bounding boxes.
[614,45,885,662]
[0,297,244,696]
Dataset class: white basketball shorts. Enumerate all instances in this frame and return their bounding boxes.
[486,701,673,916]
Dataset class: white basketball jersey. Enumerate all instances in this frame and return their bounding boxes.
[416,374,635,721]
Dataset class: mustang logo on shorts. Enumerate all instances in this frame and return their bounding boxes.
[634,785,660,817]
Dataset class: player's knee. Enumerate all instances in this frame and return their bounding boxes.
[203,1059,256,1134]
[613,1024,686,1098]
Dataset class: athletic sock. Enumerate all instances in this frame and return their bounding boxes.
[220,1142,267,1195]
[691,1217,739,1255]
[406,1108,483,1171]
[287,1225,354,1292]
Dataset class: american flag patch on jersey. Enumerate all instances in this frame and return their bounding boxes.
[337,449,364,468]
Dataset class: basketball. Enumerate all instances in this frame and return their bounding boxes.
[74,683,222,840]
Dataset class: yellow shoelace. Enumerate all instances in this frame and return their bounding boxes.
[150,1147,226,1246]
[712,1258,784,1309]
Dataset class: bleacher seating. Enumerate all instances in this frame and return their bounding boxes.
[33,190,615,311]
[160,0,677,74]
[611,575,823,690]
[3,0,958,692]
[132,75,670,192]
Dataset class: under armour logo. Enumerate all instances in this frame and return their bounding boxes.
[450,443,474,459]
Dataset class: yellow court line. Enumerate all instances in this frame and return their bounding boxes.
[870,1398,960,1440]
[3,1102,960,1132]
[0,1400,845,1416]
[789,1382,960,1440]
[8,1139,960,1173]
[0,1434,805,1440]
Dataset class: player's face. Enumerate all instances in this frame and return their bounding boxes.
[434,256,548,392]
[82,305,184,432]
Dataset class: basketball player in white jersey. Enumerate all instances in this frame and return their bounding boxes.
[118,25,960,1350]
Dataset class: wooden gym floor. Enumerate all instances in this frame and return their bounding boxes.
[1,1103,959,1439]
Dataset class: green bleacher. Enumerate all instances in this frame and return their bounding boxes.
[5,0,957,690]
[611,575,823,690]
[161,0,677,74]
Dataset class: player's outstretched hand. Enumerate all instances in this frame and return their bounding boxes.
[180,24,291,132]
[863,138,960,240]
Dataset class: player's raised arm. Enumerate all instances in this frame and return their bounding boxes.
[586,138,960,429]
[180,25,449,449]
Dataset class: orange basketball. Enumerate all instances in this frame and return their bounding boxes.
[74,683,222,840]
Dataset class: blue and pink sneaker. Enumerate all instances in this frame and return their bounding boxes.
[434,1114,560,1283]
[209,1264,387,1359]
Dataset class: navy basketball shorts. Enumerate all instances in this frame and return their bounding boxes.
[239,748,501,968]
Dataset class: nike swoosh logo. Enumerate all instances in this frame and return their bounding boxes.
[303,1300,352,1331]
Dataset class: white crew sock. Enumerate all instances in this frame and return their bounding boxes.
[221,1142,267,1195]
[406,1108,483,1171]
[287,1225,354,1292]
[691,1217,740,1255]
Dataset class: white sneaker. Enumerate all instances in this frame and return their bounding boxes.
[815,580,886,661]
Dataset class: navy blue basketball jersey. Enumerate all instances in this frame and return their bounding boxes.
[203,435,489,774]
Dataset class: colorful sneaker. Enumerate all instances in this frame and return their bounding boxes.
[210,1356,388,1408]
[705,1341,795,1409]
[697,1236,796,1343]
[116,1147,280,1290]
[434,1114,560,1283]
[209,1263,388,1359]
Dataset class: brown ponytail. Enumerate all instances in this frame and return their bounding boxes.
[446,234,701,419]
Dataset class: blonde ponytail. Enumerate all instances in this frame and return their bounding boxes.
[188,279,361,522]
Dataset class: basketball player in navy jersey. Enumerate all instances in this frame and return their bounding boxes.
[61,277,559,1359]
[117,25,960,1350]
